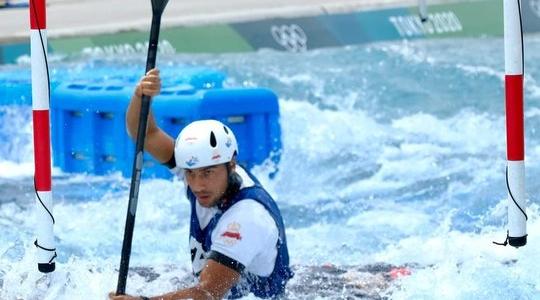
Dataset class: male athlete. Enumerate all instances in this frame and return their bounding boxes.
[109,69,293,300]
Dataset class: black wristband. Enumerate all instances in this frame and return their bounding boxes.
[140,297,150,300]
[163,152,176,169]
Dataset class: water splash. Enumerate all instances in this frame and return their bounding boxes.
[2,36,540,299]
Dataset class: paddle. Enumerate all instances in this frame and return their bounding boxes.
[116,0,169,295]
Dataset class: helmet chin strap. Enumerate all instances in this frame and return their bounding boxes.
[218,162,242,209]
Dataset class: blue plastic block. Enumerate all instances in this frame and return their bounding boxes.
[199,88,281,169]
[50,80,281,179]
[51,83,133,175]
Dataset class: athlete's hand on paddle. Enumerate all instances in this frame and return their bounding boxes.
[135,68,161,98]
[108,292,141,300]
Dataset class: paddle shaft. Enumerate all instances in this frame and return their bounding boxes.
[116,10,164,295]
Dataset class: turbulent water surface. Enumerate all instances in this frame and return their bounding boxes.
[2,36,540,299]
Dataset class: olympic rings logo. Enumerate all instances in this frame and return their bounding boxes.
[270,24,308,52]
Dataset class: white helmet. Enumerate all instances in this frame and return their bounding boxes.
[175,119,238,169]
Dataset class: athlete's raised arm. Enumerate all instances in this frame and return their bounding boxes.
[126,68,174,163]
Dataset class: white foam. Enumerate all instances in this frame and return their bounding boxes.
[3,37,540,299]
[0,161,34,178]
[382,205,540,299]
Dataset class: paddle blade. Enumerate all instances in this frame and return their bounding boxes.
[151,0,169,16]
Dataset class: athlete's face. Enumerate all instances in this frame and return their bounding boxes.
[184,163,231,207]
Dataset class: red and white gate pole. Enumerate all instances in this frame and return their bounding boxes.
[30,0,56,272]
[504,0,527,248]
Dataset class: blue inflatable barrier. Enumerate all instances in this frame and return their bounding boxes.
[0,65,225,106]
[50,81,281,178]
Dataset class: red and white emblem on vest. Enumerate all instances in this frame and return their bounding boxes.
[220,222,242,245]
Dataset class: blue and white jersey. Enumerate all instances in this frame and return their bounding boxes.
[186,166,293,299]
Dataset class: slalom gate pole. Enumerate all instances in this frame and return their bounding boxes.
[30,0,57,273]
